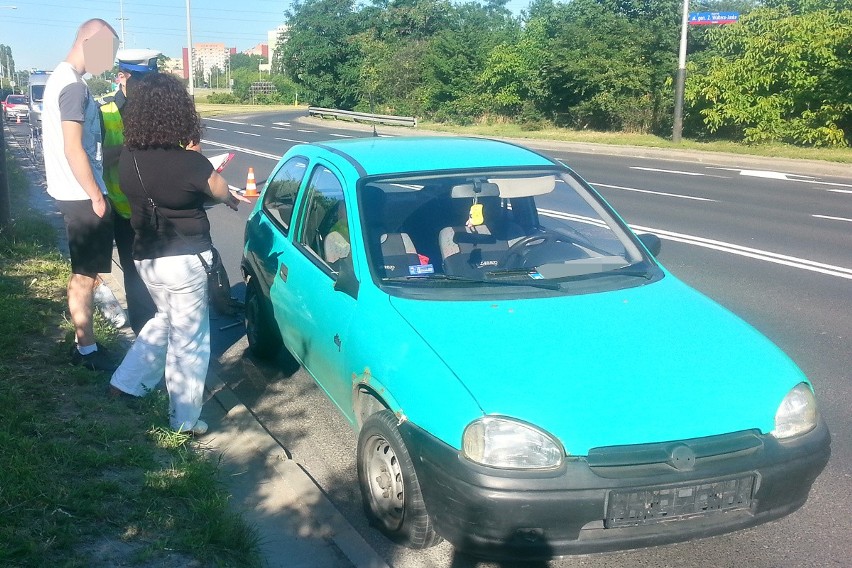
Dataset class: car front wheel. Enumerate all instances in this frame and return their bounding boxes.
[244,277,282,359]
[357,410,442,549]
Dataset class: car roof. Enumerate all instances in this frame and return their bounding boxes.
[311,136,556,177]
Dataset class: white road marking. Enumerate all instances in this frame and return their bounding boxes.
[328,133,353,138]
[828,189,852,194]
[297,129,315,133]
[275,137,304,143]
[273,122,290,126]
[234,131,261,137]
[205,126,226,131]
[593,183,716,202]
[205,118,246,125]
[250,124,265,128]
[201,139,281,161]
[630,166,704,176]
[271,126,289,130]
[538,209,852,280]
[710,167,852,189]
[813,214,852,223]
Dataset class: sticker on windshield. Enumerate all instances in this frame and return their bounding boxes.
[529,271,544,280]
[409,264,435,276]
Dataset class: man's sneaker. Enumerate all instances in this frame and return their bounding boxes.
[93,281,128,328]
[70,343,118,373]
[176,419,208,436]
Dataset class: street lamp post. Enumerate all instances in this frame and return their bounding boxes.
[672,0,690,143]
[185,0,194,97]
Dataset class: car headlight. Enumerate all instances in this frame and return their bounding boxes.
[462,416,564,469]
[771,383,818,439]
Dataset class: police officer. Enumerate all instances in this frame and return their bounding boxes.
[100,49,160,335]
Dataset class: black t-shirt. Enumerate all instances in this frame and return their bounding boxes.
[119,148,214,260]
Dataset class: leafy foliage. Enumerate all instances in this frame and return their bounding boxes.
[267,0,850,145]
[686,7,852,146]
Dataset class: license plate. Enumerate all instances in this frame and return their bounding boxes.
[606,476,755,528]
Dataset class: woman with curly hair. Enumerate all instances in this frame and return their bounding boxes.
[109,73,249,435]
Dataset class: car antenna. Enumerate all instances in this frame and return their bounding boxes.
[370,92,378,138]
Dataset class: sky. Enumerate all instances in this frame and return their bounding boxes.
[1,0,529,73]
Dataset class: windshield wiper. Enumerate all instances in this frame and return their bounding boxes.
[384,273,561,290]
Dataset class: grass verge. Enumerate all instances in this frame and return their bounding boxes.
[0,156,262,567]
[195,100,851,165]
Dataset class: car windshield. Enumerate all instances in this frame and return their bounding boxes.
[29,86,45,102]
[358,168,659,297]
[7,96,26,104]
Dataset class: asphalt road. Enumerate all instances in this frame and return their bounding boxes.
[11,113,852,567]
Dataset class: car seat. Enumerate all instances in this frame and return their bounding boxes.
[362,186,424,278]
[438,195,525,277]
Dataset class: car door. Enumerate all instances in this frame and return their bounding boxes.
[249,156,309,354]
[276,162,358,410]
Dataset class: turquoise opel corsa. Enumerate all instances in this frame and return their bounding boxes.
[241,137,830,560]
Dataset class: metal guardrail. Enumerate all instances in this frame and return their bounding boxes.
[307,107,417,128]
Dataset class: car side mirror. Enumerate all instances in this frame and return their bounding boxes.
[637,233,661,257]
[333,256,359,299]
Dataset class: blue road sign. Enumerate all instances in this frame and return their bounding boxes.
[689,12,739,25]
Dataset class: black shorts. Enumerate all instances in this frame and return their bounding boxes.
[56,198,114,276]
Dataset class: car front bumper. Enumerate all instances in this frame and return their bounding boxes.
[400,418,830,560]
[5,108,28,119]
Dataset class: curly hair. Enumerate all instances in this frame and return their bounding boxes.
[123,73,201,150]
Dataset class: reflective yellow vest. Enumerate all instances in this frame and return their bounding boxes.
[99,93,131,219]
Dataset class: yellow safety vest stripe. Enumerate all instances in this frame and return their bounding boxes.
[99,97,131,219]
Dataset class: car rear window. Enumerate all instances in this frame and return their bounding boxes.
[7,96,26,104]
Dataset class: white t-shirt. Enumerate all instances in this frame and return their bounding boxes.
[42,62,106,201]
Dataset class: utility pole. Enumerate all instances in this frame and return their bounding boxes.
[672,0,690,143]
[185,0,194,98]
[118,0,127,48]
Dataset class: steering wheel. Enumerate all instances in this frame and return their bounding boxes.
[500,230,567,268]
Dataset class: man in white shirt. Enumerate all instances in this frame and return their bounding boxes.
[43,18,119,372]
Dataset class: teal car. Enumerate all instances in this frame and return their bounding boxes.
[241,137,830,559]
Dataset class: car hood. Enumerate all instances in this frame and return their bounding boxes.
[388,276,805,455]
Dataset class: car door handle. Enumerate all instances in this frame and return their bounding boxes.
[279,262,289,282]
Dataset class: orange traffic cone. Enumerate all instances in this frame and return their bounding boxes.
[244,167,259,197]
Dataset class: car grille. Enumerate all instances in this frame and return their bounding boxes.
[605,475,755,528]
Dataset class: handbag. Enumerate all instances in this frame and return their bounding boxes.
[132,153,241,316]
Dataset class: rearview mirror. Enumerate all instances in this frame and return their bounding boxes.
[333,256,359,299]
[637,233,661,257]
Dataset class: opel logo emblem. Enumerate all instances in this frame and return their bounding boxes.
[669,444,696,471]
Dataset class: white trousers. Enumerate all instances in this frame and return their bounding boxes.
[110,251,211,431]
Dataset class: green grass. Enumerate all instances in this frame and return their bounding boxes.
[0,157,262,567]
[415,120,852,164]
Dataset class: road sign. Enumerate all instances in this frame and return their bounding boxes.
[689,12,739,25]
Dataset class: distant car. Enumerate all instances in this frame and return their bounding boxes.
[3,95,28,122]
[241,136,831,559]
[28,71,51,126]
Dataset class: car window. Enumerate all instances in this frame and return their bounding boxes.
[297,166,349,269]
[360,168,657,297]
[7,96,26,104]
[29,86,45,103]
[263,157,308,235]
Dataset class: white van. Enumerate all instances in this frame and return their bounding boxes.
[28,71,51,126]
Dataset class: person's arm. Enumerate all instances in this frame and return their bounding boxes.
[205,170,250,211]
[62,120,108,217]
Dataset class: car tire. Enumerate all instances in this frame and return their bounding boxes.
[357,410,442,549]
[244,277,282,359]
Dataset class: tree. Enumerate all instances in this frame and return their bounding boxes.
[279,0,365,108]
[685,7,852,145]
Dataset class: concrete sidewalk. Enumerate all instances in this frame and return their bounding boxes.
[12,137,388,568]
